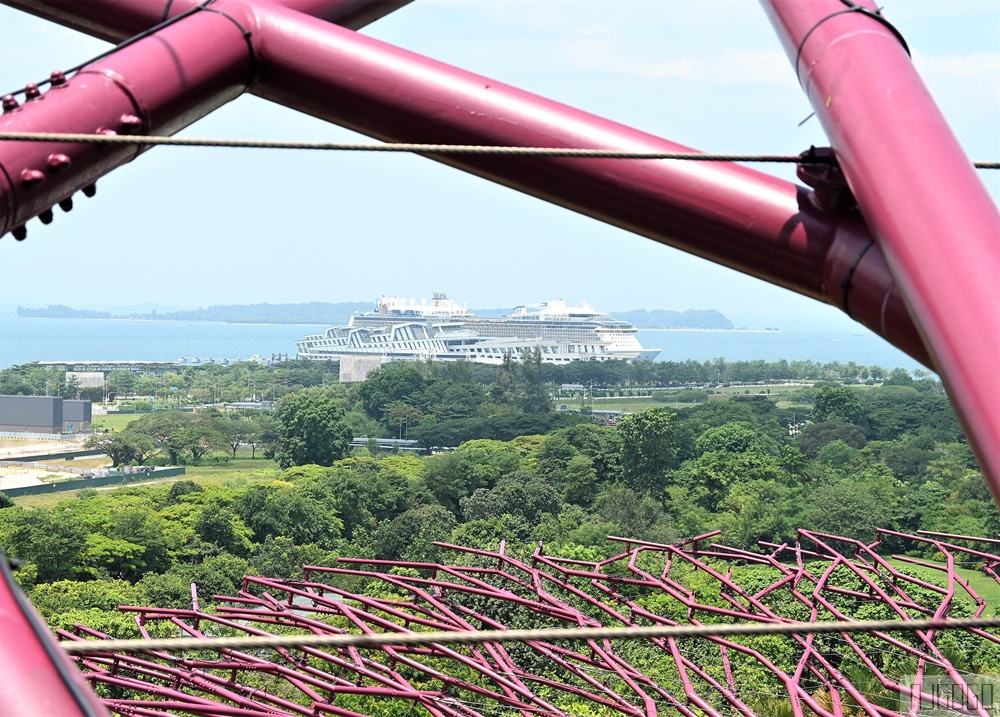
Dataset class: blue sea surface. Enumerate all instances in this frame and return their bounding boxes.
[0,317,315,369]
[0,316,925,371]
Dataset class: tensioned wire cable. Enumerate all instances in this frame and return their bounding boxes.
[0,132,997,168]
[61,614,1000,655]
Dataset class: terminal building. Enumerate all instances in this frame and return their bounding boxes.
[0,395,93,434]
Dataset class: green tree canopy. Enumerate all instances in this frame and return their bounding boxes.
[85,433,148,466]
[274,388,354,468]
[371,504,457,563]
[358,363,427,421]
[797,420,868,458]
[460,472,561,526]
[695,421,774,456]
[423,439,523,513]
[813,385,866,425]
[618,408,681,493]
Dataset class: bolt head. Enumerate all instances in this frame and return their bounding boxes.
[39,209,54,225]
[49,70,67,87]
[20,168,45,187]
[47,153,72,171]
[24,83,41,100]
[119,114,143,135]
[1,95,19,112]
[11,225,27,241]
[82,183,97,198]
[58,198,73,213]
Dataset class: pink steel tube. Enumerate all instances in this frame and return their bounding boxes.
[2,0,932,370]
[9,0,1000,486]
[250,5,932,366]
[0,0,414,41]
[761,0,1000,497]
[0,7,253,239]
[0,551,109,717]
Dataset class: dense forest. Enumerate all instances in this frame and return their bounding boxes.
[1,355,990,609]
[0,356,994,714]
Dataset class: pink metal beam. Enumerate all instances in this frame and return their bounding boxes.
[0,6,254,239]
[0,0,933,369]
[0,551,108,717]
[250,5,931,367]
[0,0,413,41]
[0,1,413,239]
[761,0,1000,497]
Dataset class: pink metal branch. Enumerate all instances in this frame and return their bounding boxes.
[56,532,1000,717]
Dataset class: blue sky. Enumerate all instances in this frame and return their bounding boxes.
[0,1,996,328]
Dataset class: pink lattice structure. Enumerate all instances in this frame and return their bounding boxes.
[61,529,1000,717]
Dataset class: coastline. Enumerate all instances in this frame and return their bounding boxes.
[17,316,752,331]
[16,316,330,328]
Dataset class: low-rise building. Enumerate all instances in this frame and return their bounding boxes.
[0,395,92,434]
[62,399,93,433]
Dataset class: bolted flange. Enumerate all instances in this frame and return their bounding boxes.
[797,146,856,213]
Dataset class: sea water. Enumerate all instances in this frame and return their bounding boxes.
[0,316,924,371]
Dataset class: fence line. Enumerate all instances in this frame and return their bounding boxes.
[0,467,186,497]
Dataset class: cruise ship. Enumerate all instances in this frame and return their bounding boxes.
[468,300,661,361]
[296,293,660,365]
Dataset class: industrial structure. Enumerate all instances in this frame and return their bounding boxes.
[0,394,91,434]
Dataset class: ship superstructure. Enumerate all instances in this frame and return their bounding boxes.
[468,300,661,361]
[296,294,660,364]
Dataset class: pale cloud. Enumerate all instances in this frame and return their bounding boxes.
[914,51,1000,79]
[561,38,798,88]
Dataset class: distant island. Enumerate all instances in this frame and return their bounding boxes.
[18,303,735,330]
[18,302,372,326]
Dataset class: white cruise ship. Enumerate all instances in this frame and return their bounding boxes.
[296,293,660,365]
[468,300,661,361]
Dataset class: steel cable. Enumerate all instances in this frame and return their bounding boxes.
[61,614,1000,656]
[0,131,995,167]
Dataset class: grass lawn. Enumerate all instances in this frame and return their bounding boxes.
[91,413,141,432]
[45,456,113,469]
[184,457,282,487]
[708,386,803,396]
[887,557,1000,615]
[11,452,281,509]
[567,397,654,413]
[774,401,813,410]
[580,399,694,412]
